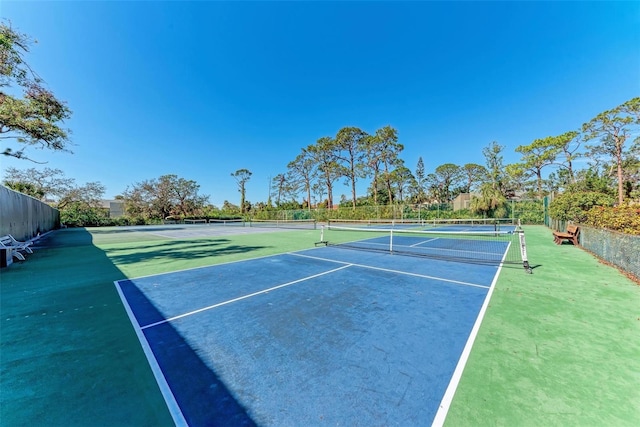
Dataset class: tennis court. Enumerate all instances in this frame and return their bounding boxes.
[115,228,511,425]
[3,224,640,427]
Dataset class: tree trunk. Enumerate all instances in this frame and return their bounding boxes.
[617,145,624,205]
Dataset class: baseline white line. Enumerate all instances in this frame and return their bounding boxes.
[114,281,188,427]
[140,264,353,330]
[431,241,511,426]
[289,252,490,289]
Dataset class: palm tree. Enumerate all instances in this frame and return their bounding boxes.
[470,182,508,218]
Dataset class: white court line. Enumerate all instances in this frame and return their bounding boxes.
[431,241,511,426]
[409,237,439,247]
[140,264,353,330]
[289,252,490,289]
[114,281,188,427]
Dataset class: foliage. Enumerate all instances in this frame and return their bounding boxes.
[60,204,109,227]
[470,182,508,217]
[548,191,615,223]
[515,135,561,198]
[413,157,427,203]
[584,204,640,235]
[509,199,544,224]
[56,181,105,210]
[286,147,317,210]
[56,181,107,226]
[370,125,404,205]
[308,136,341,208]
[551,130,581,184]
[334,126,369,209]
[123,174,209,220]
[3,181,44,199]
[2,166,73,200]
[582,97,640,204]
[1,22,72,161]
[231,168,252,214]
[426,163,463,203]
[482,141,506,193]
[567,167,615,195]
[461,163,487,193]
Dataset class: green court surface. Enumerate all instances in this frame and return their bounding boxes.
[1,225,639,426]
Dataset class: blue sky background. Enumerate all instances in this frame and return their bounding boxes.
[2,1,639,207]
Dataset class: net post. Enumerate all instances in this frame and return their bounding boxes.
[389,229,393,253]
[516,220,532,274]
[315,225,328,246]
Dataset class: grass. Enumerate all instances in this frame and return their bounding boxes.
[1,225,638,426]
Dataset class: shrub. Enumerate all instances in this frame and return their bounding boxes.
[585,204,640,235]
[549,191,615,223]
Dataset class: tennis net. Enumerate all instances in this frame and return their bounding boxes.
[428,218,516,231]
[184,219,208,224]
[317,224,532,273]
[327,219,427,229]
[249,219,317,229]
[208,219,245,226]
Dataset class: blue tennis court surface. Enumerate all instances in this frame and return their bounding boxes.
[116,243,505,426]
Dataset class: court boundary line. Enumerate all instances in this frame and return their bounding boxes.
[431,242,511,426]
[289,251,490,289]
[114,280,188,427]
[139,264,352,330]
[114,244,501,425]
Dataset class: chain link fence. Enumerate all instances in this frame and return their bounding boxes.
[251,200,545,224]
[579,225,640,281]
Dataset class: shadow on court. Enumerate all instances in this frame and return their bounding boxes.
[0,228,175,426]
[120,282,258,426]
[103,238,270,266]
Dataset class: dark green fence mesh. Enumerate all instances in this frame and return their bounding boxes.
[580,225,640,281]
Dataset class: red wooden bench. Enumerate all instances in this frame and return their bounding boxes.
[553,224,580,245]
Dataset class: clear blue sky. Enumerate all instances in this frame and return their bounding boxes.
[2,1,639,207]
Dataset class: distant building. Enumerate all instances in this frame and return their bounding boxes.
[100,200,125,218]
[452,193,479,211]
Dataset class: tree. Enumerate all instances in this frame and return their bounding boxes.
[551,130,581,184]
[583,97,640,204]
[362,134,383,206]
[390,161,416,203]
[3,166,73,200]
[515,136,562,198]
[414,157,427,203]
[57,181,105,210]
[1,22,72,161]
[231,169,252,214]
[461,163,487,193]
[271,173,286,207]
[504,163,531,195]
[372,126,404,205]
[426,163,462,203]
[470,182,508,218]
[222,200,240,213]
[57,181,107,227]
[482,141,507,194]
[334,126,368,209]
[124,174,209,220]
[308,136,341,209]
[569,166,615,195]
[170,176,209,217]
[287,146,317,210]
